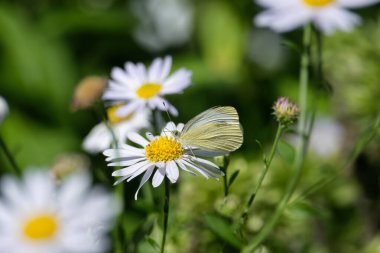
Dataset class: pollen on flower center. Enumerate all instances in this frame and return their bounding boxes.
[23,214,58,241]
[107,104,134,124]
[303,0,334,7]
[145,136,184,162]
[136,83,162,99]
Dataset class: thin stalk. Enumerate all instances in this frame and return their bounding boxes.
[0,134,21,176]
[160,178,171,253]
[222,156,230,198]
[239,123,285,227]
[223,173,229,197]
[243,24,313,253]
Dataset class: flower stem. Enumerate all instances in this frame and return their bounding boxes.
[239,123,285,228]
[160,178,170,253]
[0,134,21,176]
[242,24,313,252]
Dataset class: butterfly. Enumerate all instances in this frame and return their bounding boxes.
[175,106,243,155]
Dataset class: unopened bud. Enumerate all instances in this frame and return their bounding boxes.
[71,76,107,111]
[273,97,299,126]
[51,153,90,182]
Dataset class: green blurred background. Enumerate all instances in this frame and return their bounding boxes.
[1,0,380,252]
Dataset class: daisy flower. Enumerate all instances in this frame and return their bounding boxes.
[103,122,224,200]
[254,0,380,34]
[0,170,118,253]
[0,96,9,125]
[102,56,192,117]
[82,103,150,154]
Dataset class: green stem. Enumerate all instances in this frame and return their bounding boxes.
[0,134,21,176]
[223,173,229,197]
[239,123,285,227]
[160,178,170,253]
[242,24,313,253]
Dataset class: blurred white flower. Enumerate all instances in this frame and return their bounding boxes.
[0,96,9,125]
[246,29,287,71]
[0,170,118,253]
[131,0,193,51]
[83,104,151,154]
[288,117,345,158]
[104,122,224,200]
[254,0,380,34]
[102,56,192,117]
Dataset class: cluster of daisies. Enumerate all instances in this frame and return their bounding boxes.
[82,55,229,200]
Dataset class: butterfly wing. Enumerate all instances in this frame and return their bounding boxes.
[179,106,243,153]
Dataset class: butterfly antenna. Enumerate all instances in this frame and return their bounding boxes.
[161,102,177,137]
[162,101,173,123]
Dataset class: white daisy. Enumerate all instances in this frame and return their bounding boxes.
[102,56,192,117]
[82,104,151,154]
[0,170,118,253]
[103,122,224,200]
[254,0,380,34]
[0,96,9,125]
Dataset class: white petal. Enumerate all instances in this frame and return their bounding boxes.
[58,172,92,211]
[255,6,313,33]
[166,161,179,183]
[314,7,360,34]
[125,62,147,84]
[103,146,144,159]
[161,68,192,94]
[82,123,113,154]
[152,166,166,187]
[158,56,172,81]
[177,123,185,132]
[126,162,155,182]
[112,160,150,177]
[190,157,224,176]
[338,0,380,8]
[111,67,137,88]
[128,132,149,147]
[115,101,143,117]
[256,0,296,8]
[148,57,163,82]
[108,157,146,167]
[181,159,219,180]
[176,160,197,176]
[134,166,155,200]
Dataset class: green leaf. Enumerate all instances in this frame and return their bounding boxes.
[144,236,160,252]
[228,170,240,187]
[286,201,330,219]
[203,214,243,249]
[277,140,295,165]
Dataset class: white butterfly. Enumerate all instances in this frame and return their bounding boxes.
[175,106,243,155]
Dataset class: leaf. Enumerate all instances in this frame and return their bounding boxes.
[277,140,295,165]
[203,214,243,249]
[286,201,330,219]
[281,40,301,55]
[228,170,240,187]
[145,236,160,252]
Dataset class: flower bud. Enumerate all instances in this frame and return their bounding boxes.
[71,76,107,111]
[273,97,299,126]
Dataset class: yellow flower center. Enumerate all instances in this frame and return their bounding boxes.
[23,214,58,241]
[303,0,334,7]
[145,136,184,162]
[136,83,162,99]
[107,104,134,125]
